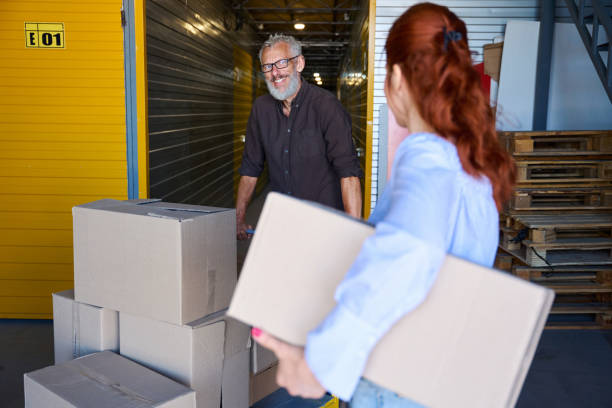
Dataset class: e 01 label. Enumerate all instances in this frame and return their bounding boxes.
[25,23,65,48]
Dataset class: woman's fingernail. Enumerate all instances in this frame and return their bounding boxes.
[252,327,261,338]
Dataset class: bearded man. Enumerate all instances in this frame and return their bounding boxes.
[236,34,363,240]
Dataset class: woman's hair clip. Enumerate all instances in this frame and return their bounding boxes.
[443,26,463,52]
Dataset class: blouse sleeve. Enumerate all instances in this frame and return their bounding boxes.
[304,139,460,400]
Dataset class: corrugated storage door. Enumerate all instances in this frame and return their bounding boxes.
[147,0,262,208]
[233,46,253,201]
[339,1,371,215]
[0,0,127,318]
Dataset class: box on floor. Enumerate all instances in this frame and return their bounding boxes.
[250,363,279,406]
[229,192,554,408]
[120,309,250,408]
[73,199,236,325]
[24,351,195,408]
[52,289,118,364]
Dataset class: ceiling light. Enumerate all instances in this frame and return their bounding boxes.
[313,72,320,77]
[294,23,305,30]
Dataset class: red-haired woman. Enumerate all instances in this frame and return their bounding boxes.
[253,3,516,406]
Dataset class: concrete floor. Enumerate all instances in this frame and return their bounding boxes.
[2,190,612,407]
[1,319,611,407]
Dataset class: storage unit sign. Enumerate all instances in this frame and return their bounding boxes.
[25,22,65,48]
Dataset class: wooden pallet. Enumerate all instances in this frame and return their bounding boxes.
[510,187,612,211]
[504,241,612,268]
[493,251,514,271]
[511,264,612,329]
[515,160,612,184]
[513,266,612,304]
[500,214,612,267]
[499,130,612,156]
[546,304,612,329]
[512,265,612,283]
[505,213,612,234]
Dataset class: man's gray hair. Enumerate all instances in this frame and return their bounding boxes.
[259,34,302,62]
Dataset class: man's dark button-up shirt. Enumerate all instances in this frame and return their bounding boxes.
[239,80,363,210]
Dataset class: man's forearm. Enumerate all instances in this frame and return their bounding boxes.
[340,176,362,219]
[236,176,258,223]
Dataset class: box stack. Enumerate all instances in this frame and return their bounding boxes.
[24,199,251,408]
[497,130,612,329]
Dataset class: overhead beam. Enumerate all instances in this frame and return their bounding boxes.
[300,41,348,46]
[243,42,346,48]
[238,7,359,13]
[257,31,350,36]
[252,20,354,25]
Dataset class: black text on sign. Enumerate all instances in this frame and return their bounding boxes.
[25,23,65,48]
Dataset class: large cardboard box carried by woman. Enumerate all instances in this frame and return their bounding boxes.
[228,192,554,408]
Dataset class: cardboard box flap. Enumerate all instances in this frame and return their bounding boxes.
[143,201,229,214]
[74,199,230,222]
[187,308,227,328]
[228,192,554,407]
[188,308,250,356]
[127,198,163,204]
[52,290,119,364]
[25,351,195,407]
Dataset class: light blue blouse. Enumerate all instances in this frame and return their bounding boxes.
[304,132,500,401]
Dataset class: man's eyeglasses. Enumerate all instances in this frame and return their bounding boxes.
[261,55,299,73]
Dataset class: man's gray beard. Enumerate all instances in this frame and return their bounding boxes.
[266,70,300,101]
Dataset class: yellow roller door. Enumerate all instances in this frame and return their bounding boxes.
[0,0,128,318]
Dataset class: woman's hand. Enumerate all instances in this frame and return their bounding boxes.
[252,328,326,399]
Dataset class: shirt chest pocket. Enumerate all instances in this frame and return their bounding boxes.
[297,128,325,159]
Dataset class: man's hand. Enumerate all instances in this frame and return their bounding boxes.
[252,328,326,399]
[236,176,258,240]
[236,220,253,241]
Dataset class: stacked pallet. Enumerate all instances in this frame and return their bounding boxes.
[497,130,612,329]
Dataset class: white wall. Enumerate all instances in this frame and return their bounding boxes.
[547,23,612,130]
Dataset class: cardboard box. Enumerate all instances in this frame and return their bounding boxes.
[251,342,277,374]
[24,351,195,408]
[228,192,554,408]
[120,310,250,408]
[249,364,280,406]
[73,199,236,325]
[222,349,250,408]
[484,41,503,81]
[52,289,119,364]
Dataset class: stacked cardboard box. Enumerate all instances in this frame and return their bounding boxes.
[52,289,119,364]
[497,130,612,329]
[24,351,196,407]
[25,199,249,407]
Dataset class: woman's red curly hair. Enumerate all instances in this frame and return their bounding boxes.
[386,2,515,210]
